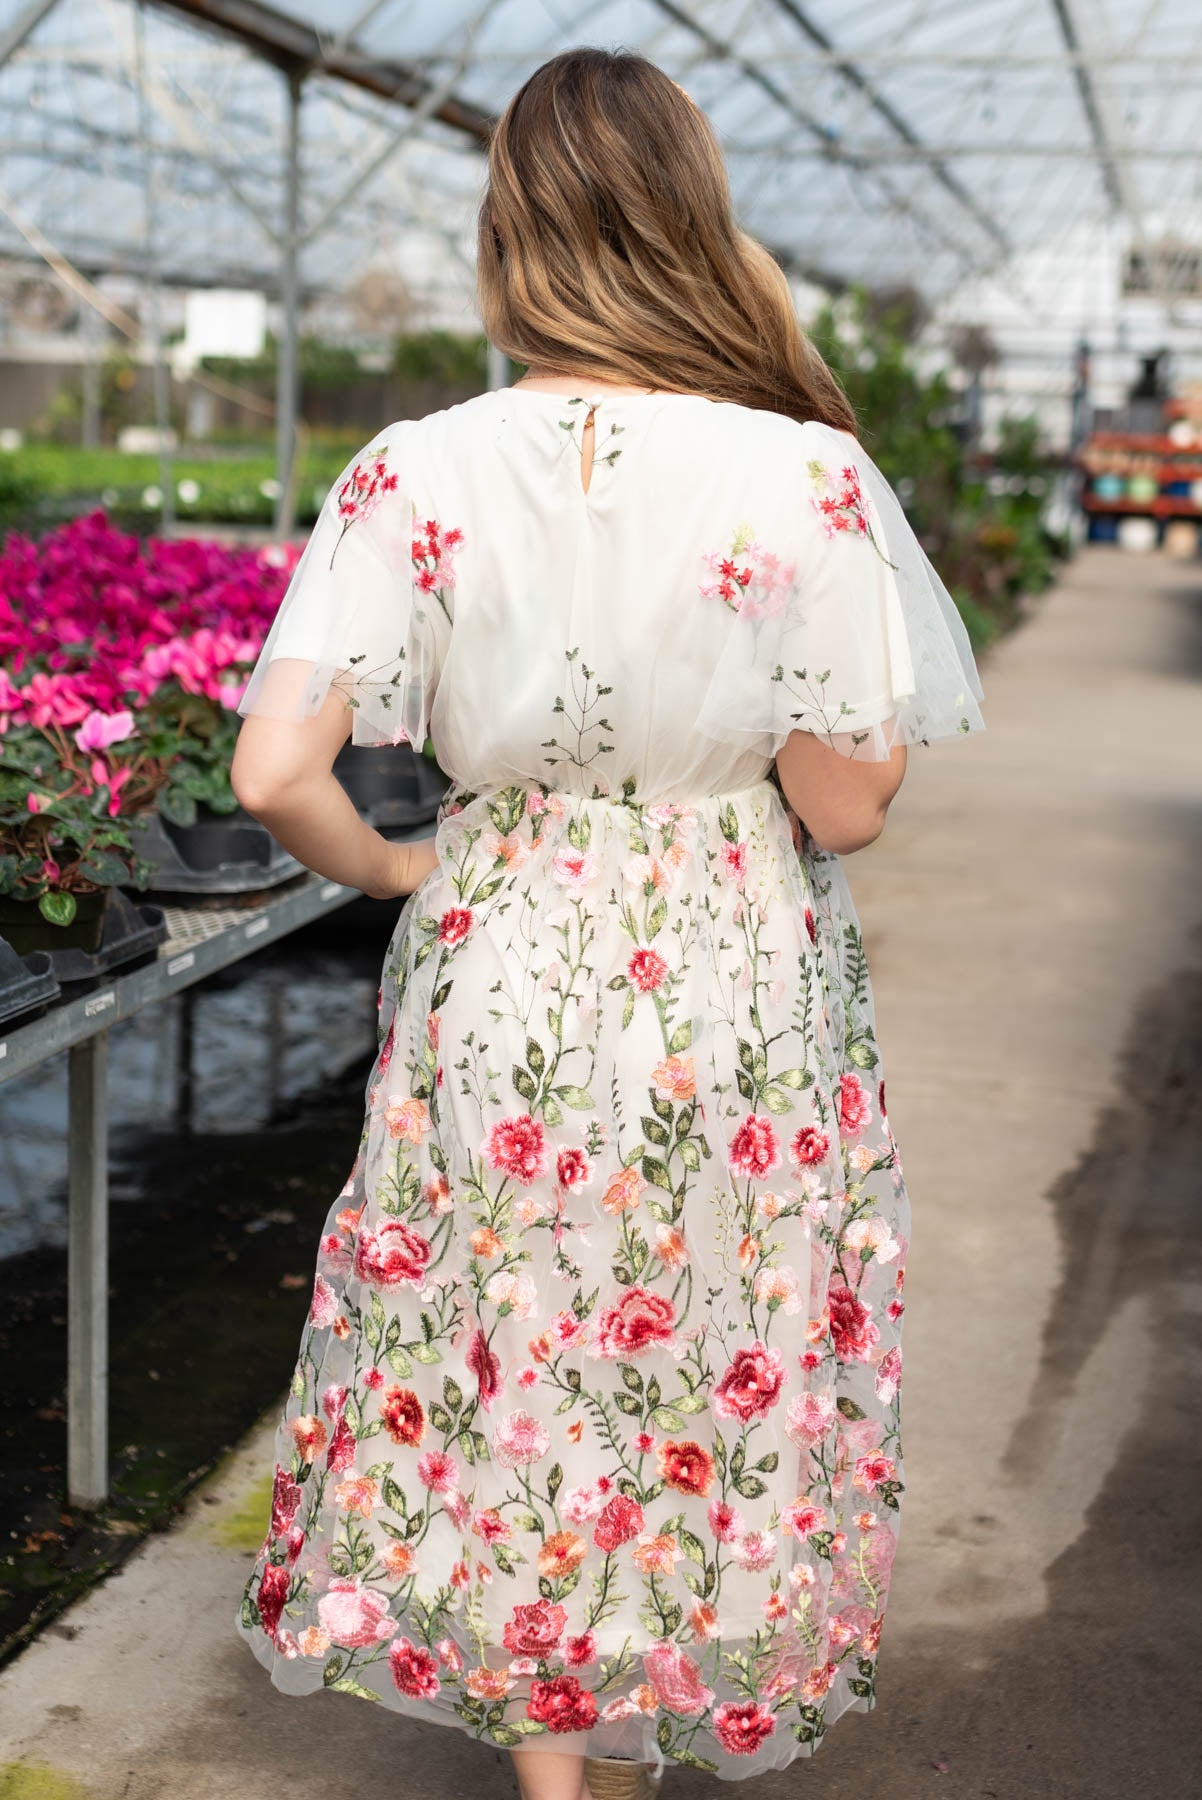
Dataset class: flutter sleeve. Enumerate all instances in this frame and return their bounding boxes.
[695,419,985,761]
[236,421,453,749]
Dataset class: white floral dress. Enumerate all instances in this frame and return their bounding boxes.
[233,387,984,1779]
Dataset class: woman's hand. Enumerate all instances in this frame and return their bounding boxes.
[230,697,442,900]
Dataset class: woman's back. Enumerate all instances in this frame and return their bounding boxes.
[244,387,981,802]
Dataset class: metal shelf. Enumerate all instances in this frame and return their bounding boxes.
[0,871,357,1084]
[0,865,389,1510]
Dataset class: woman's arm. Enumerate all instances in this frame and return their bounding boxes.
[775,727,907,856]
[230,690,438,900]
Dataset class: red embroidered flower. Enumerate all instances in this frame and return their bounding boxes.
[526,1674,599,1733]
[828,1283,880,1362]
[728,1113,781,1180]
[790,1124,829,1168]
[565,1630,598,1667]
[389,1636,441,1698]
[594,1286,675,1358]
[466,1327,502,1411]
[504,1599,567,1657]
[381,1386,426,1447]
[255,1562,290,1640]
[804,904,817,944]
[325,1412,357,1471]
[482,1113,550,1184]
[353,1219,432,1289]
[270,1465,302,1538]
[656,1439,716,1497]
[713,1341,786,1422]
[712,1699,777,1755]
[438,906,473,946]
[593,1494,645,1552]
[837,1072,872,1136]
[556,1146,591,1191]
[627,947,668,992]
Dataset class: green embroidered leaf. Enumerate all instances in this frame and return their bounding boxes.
[775,1066,814,1089]
[620,1364,644,1394]
[679,1528,706,1566]
[640,1155,672,1192]
[651,1406,684,1432]
[647,898,667,939]
[678,1139,701,1171]
[668,1020,693,1053]
[386,1345,412,1379]
[512,1064,538,1104]
[847,1039,878,1069]
[640,1115,670,1148]
[329,1677,379,1701]
[836,1396,867,1420]
[411,1343,442,1364]
[526,1037,546,1077]
[614,1391,642,1417]
[621,988,635,1030]
[546,1462,563,1501]
[443,1376,463,1413]
[542,1093,563,1127]
[761,1086,793,1114]
[553,1085,595,1109]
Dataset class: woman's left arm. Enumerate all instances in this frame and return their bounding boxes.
[230,690,438,901]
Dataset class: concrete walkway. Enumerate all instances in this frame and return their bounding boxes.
[2,547,1200,1800]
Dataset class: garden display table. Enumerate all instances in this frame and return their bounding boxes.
[0,870,362,1508]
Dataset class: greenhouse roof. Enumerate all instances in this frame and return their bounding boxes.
[1,0,1201,353]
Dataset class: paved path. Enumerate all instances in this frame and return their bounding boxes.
[2,547,1200,1800]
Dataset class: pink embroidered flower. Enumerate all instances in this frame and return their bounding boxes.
[875,1344,902,1404]
[413,1450,456,1495]
[713,1700,777,1755]
[552,846,597,891]
[593,1286,675,1358]
[720,840,747,882]
[437,906,473,946]
[389,1636,440,1698]
[526,1674,598,1733]
[308,1272,337,1328]
[255,1563,290,1640]
[713,1341,786,1422]
[270,1466,303,1539]
[728,1113,781,1180]
[790,1124,829,1168]
[556,1146,591,1191]
[828,1283,881,1362]
[651,1054,695,1101]
[853,1450,898,1494]
[317,1576,398,1648]
[593,1495,645,1552]
[493,1409,550,1468]
[627,947,668,992]
[482,1113,550,1184]
[466,1327,502,1410]
[707,1498,744,1543]
[643,1639,714,1716]
[504,1599,567,1657]
[352,1219,432,1289]
[730,1530,776,1572]
[565,1630,598,1668]
[837,1072,872,1136]
[786,1389,837,1448]
[381,1386,425,1447]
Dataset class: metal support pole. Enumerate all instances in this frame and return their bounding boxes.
[274,68,303,537]
[67,1032,109,1508]
[134,0,173,527]
[81,303,101,448]
[487,341,510,391]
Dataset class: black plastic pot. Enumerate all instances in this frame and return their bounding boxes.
[0,938,60,1029]
[333,744,449,831]
[127,806,302,896]
[43,888,167,987]
[0,888,110,956]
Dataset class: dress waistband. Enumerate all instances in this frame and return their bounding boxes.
[438,775,780,813]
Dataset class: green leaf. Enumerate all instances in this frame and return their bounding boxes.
[542,1093,563,1127]
[513,1064,537,1104]
[847,1039,879,1070]
[553,1085,595,1109]
[411,1342,442,1364]
[656,1717,673,1753]
[443,1376,463,1413]
[647,898,667,939]
[386,1345,412,1379]
[37,889,77,926]
[651,1406,684,1432]
[733,1473,766,1500]
[836,1396,867,1421]
[490,1727,523,1746]
[640,1115,670,1148]
[667,1020,693,1053]
[614,1391,642,1416]
[621,988,635,1030]
[546,1462,563,1501]
[620,1364,644,1394]
[428,1403,453,1433]
[329,1677,379,1701]
[678,1528,706,1566]
[526,1036,546,1077]
[76,850,129,885]
[755,1451,779,1473]
[382,1476,407,1514]
[158,785,198,827]
[640,1155,672,1192]
[678,1139,701,1171]
[775,1066,814,1089]
[761,1085,794,1114]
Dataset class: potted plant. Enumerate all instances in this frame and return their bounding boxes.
[0,708,159,954]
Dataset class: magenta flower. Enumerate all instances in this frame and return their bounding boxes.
[74,709,137,754]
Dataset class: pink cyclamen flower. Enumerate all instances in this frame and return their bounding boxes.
[74,708,137,753]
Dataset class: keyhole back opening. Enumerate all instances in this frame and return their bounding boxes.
[580,403,597,494]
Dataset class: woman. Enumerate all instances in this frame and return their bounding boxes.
[229,46,984,1800]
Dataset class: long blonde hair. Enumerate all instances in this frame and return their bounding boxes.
[477,47,857,434]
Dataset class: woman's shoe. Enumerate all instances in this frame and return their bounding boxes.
[583,1757,662,1800]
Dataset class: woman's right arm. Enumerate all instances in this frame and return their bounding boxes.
[775,729,907,855]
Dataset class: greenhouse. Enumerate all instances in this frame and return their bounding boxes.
[0,5,1200,1799]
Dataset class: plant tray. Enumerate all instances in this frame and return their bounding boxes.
[334,745,450,831]
[128,809,302,896]
[0,939,60,1029]
[47,889,168,988]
